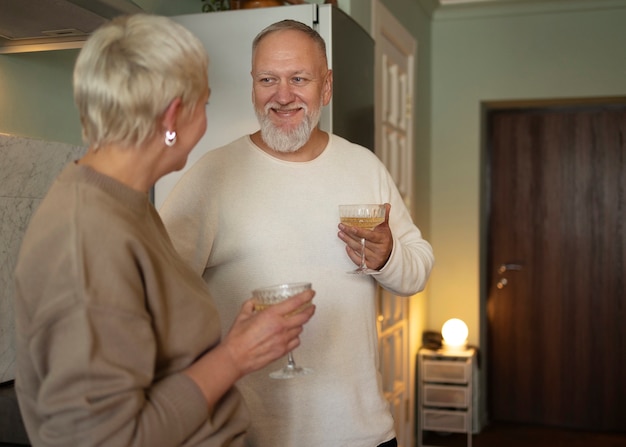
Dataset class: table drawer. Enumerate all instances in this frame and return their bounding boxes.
[422,359,470,384]
[423,384,469,408]
[422,409,468,433]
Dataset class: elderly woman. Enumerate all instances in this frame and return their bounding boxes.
[13,14,314,447]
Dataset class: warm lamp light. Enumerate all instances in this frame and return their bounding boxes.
[441,318,468,351]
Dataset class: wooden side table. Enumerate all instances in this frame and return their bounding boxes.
[417,347,478,447]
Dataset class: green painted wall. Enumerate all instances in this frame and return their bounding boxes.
[0,49,82,144]
[0,0,203,145]
[428,0,626,348]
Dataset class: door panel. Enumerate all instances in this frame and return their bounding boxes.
[486,103,626,431]
[373,1,416,445]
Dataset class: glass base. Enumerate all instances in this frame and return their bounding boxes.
[269,365,314,380]
[347,268,382,275]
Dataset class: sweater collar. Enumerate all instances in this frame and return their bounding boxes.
[62,162,151,212]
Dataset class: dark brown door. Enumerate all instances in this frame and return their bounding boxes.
[486,101,626,431]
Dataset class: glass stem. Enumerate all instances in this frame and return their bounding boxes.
[360,237,367,270]
[286,352,296,370]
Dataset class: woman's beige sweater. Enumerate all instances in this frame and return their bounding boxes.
[14,163,248,446]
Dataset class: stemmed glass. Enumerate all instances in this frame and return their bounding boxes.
[252,282,314,379]
[338,204,386,275]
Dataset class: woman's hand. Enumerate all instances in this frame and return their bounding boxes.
[183,289,315,408]
[223,289,316,376]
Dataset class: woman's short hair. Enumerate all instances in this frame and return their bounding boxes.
[73,14,209,149]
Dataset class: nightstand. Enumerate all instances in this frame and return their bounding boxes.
[417,347,478,447]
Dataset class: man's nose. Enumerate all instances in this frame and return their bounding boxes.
[273,81,296,103]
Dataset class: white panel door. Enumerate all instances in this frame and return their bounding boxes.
[372,2,417,446]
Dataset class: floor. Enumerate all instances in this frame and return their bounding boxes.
[3,423,626,447]
[421,423,626,447]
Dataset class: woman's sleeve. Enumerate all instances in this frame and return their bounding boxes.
[30,305,209,447]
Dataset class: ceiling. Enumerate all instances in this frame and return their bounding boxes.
[438,0,513,3]
[435,0,587,8]
[438,0,517,3]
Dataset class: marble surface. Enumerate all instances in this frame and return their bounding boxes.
[0,134,86,383]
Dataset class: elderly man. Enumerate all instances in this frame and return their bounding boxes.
[160,19,434,447]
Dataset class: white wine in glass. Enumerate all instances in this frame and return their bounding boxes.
[338,204,386,275]
[252,282,313,379]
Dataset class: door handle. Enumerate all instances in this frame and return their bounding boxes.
[498,263,523,274]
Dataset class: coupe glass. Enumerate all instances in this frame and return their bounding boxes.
[338,204,386,274]
[252,282,313,379]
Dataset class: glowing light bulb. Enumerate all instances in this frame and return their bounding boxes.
[441,318,468,350]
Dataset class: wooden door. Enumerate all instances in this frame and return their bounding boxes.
[485,101,626,431]
[372,2,416,445]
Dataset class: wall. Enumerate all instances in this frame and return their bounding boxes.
[428,0,626,350]
[0,0,197,144]
[0,50,82,144]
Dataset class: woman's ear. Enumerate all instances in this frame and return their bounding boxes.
[162,97,182,131]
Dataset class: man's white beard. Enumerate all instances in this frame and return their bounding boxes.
[256,102,321,153]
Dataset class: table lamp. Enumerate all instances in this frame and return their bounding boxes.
[441,318,468,351]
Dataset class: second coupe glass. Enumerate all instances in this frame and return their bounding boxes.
[339,204,386,275]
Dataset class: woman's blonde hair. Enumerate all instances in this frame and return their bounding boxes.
[73,14,209,149]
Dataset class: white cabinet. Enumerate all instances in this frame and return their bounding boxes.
[417,348,478,447]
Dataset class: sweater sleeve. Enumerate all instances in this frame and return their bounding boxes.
[28,306,209,447]
[373,166,435,296]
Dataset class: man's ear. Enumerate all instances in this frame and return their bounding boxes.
[322,69,333,106]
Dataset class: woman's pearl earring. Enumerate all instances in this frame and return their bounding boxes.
[165,130,177,147]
